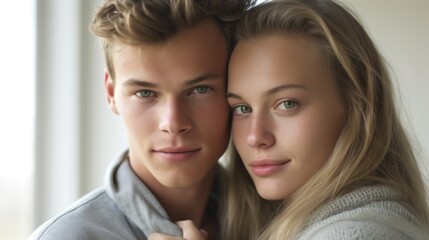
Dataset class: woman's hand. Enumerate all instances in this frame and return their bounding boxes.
[148,220,208,240]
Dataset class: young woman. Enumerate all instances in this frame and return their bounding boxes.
[222,0,429,239]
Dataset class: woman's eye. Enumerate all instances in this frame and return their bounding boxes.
[277,100,298,110]
[232,105,252,115]
[135,90,154,98]
[191,86,210,94]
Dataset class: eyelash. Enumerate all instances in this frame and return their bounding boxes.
[135,90,156,98]
[275,100,299,110]
[134,85,213,98]
[231,99,299,115]
[231,105,251,115]
[188,85,213,95]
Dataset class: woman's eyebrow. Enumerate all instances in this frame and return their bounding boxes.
[227,84,307,100]
[266,84,308,96]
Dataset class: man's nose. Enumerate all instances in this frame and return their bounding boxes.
[158,99,192,134]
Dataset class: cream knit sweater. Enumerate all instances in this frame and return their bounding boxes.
[297,185,428,240]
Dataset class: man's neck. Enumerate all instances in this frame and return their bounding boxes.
[129,158,217,227]
[155,169,218,239]
[154,168,216,226]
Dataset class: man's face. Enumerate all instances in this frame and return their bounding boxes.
[105,20,230,189]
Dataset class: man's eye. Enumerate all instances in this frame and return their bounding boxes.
[191,86,210,94]
[277,100,298,110]
[135,90,154,98]
[232,105,252,115]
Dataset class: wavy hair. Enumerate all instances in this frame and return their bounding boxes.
[222,0,429,239]
[89,0,255,81]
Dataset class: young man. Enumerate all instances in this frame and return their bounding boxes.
[29,0,253,239]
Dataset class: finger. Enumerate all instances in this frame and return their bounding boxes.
[199,229,208,239]
[148,232,184,240]
[176,220,208,240]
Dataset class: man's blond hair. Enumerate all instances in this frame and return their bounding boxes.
[90,0,254,81]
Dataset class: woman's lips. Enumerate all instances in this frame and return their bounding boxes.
[249,159,290,176]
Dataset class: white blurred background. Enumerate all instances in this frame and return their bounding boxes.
[0,0,428,239]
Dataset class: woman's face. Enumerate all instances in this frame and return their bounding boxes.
[227,35,346,200]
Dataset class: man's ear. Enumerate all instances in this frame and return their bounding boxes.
[104,70,119,115]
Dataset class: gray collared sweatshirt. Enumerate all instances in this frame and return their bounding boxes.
[29,150,220,240]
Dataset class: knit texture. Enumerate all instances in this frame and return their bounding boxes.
[297,185,428,240]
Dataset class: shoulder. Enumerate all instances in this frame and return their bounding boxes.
[299,186,427,240]
[299,201,427,240]
[28,188,138,240]
[302,219,415,240]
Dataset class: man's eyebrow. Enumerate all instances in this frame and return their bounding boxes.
[184,73,223,87]
[122,79,157,88]
[227,84,307,99]
[121,73,222,88]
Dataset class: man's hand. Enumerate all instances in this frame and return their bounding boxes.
[148,220,208,240]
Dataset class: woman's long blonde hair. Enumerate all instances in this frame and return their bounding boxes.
[221,0,429,239]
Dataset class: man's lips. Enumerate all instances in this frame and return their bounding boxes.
[249,159,290,176]
[154,147,201,153]
[153,147,201,161]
